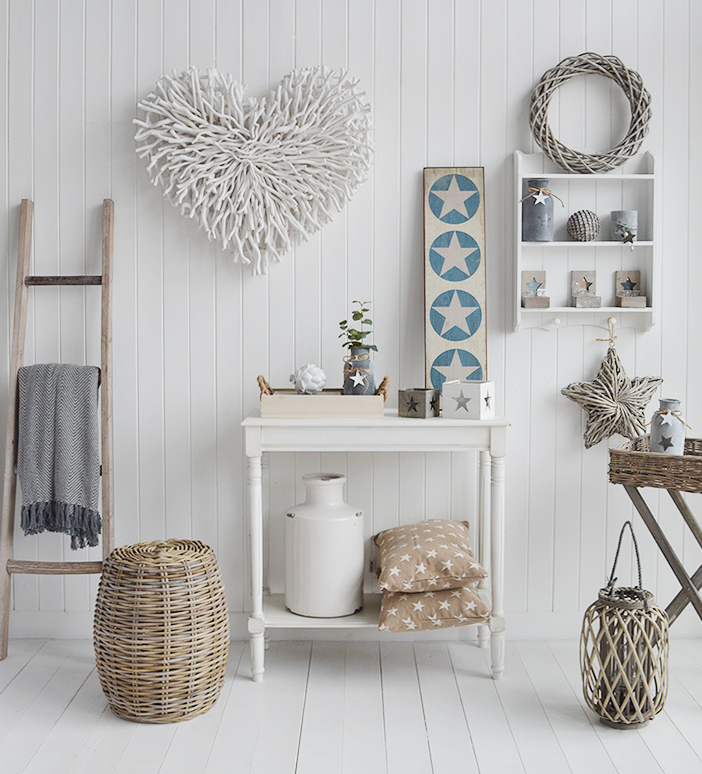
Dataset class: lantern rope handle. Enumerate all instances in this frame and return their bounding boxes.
[607,520,643,588]
[605,520,648,609]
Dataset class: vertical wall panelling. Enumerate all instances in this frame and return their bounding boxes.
[162,0,194,545]
[60,0,91,612]
[658,0,691,613]
[214,0,245,609]
[136,0,166,547]
[2,0,701,638]
[8,0,37,616]
[188,0,219,554]
[110,0,140,554]
[0,0,11,612]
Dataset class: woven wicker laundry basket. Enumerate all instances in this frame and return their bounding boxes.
[94,539,229,723]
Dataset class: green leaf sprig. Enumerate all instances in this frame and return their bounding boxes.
[339,300,378,352]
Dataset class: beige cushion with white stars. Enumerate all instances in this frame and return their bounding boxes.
[378,586,490,632]
[374,519,488,593]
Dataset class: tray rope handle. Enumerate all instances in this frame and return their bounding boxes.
[257,375,274,396]
[376,376,390,402]
[605,519,648,609]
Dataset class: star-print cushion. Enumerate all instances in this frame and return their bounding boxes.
[378,586,490,632]
[374,519,488,593]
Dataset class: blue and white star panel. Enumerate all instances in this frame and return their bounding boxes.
[424,168,487,389]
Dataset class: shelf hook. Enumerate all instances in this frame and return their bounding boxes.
[596,317,618,346]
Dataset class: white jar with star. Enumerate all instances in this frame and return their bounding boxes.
[650,398,686,455]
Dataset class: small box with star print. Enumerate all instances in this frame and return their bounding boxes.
[441,379,495,420]
[398,388,440,418]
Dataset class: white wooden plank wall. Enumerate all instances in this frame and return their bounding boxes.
[0,0,700,638]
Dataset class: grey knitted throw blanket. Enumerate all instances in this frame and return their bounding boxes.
[17,363,101,550]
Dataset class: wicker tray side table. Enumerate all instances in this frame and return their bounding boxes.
[94,539,229,723]
[609,437,702,625]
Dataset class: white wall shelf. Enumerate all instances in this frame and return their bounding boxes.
[514,151,659,332]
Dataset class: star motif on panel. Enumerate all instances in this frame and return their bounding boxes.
[430,290,482,341]
[430,348,482,388]
[561,346,663,449]
[484,394,491,409]
[431,175,477,220]
[428,174,480,224]
[429,231,481,281]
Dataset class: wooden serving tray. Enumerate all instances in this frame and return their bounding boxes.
[609,436,702,493]
[260,390,384,418]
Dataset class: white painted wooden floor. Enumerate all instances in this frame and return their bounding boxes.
[1,637,702,774]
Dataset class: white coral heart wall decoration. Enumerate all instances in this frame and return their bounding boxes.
[134,66,373,275]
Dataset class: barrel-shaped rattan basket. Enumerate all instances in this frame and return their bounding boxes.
[94,539,229,723]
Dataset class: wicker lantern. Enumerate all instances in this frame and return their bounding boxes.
[580,521,669,729]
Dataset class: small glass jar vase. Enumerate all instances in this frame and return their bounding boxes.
[522,177,554,242]
[343,346,376,395]
[650,398,686,455]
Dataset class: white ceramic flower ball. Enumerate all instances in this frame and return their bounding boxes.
[290,364,327,394]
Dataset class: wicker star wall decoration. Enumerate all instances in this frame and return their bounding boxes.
[561,346,662,449]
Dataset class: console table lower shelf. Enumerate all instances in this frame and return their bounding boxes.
[250,589,493,631]
[243,410,509,683]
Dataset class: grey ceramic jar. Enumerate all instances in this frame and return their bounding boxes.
[650,398,686,455]
[522,178,554,242]
[343,347,376,395]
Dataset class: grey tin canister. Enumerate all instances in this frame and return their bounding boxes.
[650,398,686,455]
[522,178,554,242]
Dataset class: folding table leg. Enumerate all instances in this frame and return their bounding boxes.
[624,485,702,621]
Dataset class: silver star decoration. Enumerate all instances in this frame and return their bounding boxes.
[561,346,663,449]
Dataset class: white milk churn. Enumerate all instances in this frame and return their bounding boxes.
[285,473,364,617]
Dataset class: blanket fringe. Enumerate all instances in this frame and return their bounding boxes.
[21,501,102,550]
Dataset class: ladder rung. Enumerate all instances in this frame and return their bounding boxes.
[6,560,102,575]
[25,276,102,286]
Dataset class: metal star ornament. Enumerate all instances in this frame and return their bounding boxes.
[561,346,663,449]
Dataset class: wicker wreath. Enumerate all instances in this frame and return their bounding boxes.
[529,52,651,173]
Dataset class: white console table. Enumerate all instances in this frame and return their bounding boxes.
[242,410,509,681]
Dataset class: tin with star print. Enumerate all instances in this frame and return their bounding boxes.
[521,178,554,241]
[398,388,440,418]
[441,379,495,420]
[650,398,686,455]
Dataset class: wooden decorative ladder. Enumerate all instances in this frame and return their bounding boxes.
[0,199,114,659]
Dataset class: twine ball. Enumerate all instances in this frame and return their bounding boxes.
[529,52,651,173]
[567,210,601,242]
